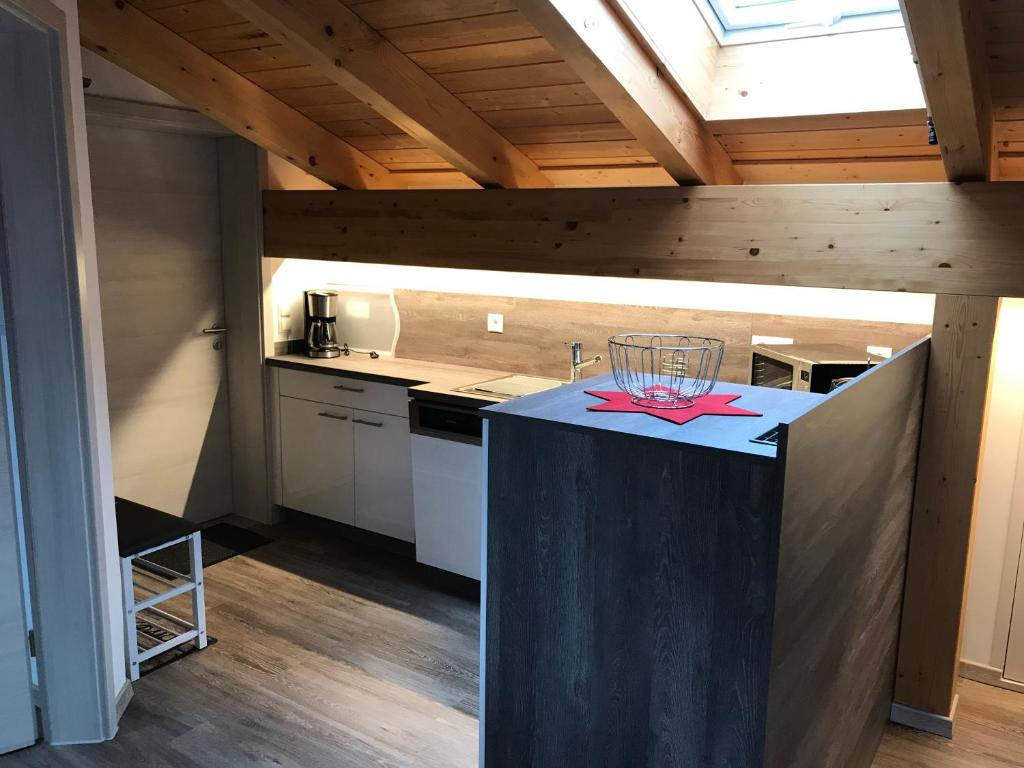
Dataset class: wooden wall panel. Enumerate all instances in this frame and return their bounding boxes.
[262,183,1024,297]
[895,295,1000,718]
[767,339,929,768]
[391,290,929,384]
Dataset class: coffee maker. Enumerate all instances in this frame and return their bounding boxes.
[304,290,341,358]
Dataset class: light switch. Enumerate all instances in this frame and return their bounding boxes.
[487,313,504,333]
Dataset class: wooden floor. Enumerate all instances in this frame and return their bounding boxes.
[7,521,1024,767]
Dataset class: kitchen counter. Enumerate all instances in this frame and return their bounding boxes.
[482,340,931,768]
[485,374,822,458]
[266,353,536,407]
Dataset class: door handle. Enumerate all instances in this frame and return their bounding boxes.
[202,326,227,334]
[352,418,383,427]
[317,412,350,421]
[333,384,365,393]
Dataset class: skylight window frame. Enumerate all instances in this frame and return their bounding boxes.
[692,0,905,45]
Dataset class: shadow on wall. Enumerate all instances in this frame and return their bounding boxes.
[90,121,232,522]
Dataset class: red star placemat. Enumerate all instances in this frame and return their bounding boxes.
[585,390,762,425]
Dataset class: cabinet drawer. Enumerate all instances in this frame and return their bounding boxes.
[278,367,409,417]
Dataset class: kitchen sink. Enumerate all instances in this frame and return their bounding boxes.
[455,374,564,400]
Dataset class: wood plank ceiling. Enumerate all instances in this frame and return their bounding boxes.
[989,0,1024,179]
[84,0,1023,187]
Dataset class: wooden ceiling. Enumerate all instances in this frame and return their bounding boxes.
[79,0,1024,187]
[990,0,1024,179]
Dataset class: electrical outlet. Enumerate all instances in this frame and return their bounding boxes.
[487,313,504,333]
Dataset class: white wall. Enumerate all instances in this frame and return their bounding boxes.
[962,298,1024,675]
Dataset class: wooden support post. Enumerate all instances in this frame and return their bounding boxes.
[894,294,999,734]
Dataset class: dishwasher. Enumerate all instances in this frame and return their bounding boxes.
[408,399,483,580]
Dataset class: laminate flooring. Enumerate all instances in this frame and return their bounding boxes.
[9,520,479,768]
[7,521,1024,768]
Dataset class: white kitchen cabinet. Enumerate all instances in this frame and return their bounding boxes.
[279,395,355,525]
[278,368,409,417]
[353,409,415,542]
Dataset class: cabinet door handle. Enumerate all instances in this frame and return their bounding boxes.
[353,418,383,427]
[318,411,350,421]
[333,384,365,393]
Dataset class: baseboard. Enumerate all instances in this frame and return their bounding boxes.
[959,659,1024,695]
[890,695,958,739]
[115,680,134,720]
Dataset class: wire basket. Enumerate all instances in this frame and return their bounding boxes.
[608,334,725,409]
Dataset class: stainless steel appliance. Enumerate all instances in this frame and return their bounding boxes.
[567,340,602,382]
[304,290,341,359]
[750,343,883,394]
[453,374,563,400]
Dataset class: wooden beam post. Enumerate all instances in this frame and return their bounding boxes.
[221,0,551,189]
[514,0,740,185]
[78,0,393,190]
[900,0,993,180]
[894,294,999,729]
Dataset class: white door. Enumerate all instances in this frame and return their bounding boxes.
[1004,532,1024,682]
[280,396,355,524]
[1002,391,1024,684]
[0,25,40,755]
[354,410,415,542]
[0,284,36,757]
[88,123,233,521]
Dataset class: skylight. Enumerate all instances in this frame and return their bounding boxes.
[698,0,904,44]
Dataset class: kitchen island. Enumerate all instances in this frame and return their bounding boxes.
[481,338,929,768]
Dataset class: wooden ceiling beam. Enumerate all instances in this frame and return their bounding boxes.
[221,0,552,189]
[263,183,1024,297]
[514,0,740,185]
[900,0,993,181]
[78,0,392,190]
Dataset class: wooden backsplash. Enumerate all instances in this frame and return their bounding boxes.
[393,290,930,384]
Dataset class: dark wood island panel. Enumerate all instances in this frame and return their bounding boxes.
[484,421,783,766]
[482,337,929,768]
[767,338,928,767]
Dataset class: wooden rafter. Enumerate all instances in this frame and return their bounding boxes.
[220,0,552,189]
[515,0,740,185]
[900,0,993,181]
[78,0,392,190]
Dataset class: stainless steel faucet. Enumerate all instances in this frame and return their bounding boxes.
[568,341,602,383]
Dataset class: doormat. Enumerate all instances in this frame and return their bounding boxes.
[137,523,273,576]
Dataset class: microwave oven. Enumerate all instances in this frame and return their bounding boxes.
[750,343,883,394]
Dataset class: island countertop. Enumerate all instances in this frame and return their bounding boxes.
[484,373,823,458]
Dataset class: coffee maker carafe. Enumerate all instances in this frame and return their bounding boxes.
[305,290,341,358]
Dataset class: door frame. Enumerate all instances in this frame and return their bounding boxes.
[0,0,121,744]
